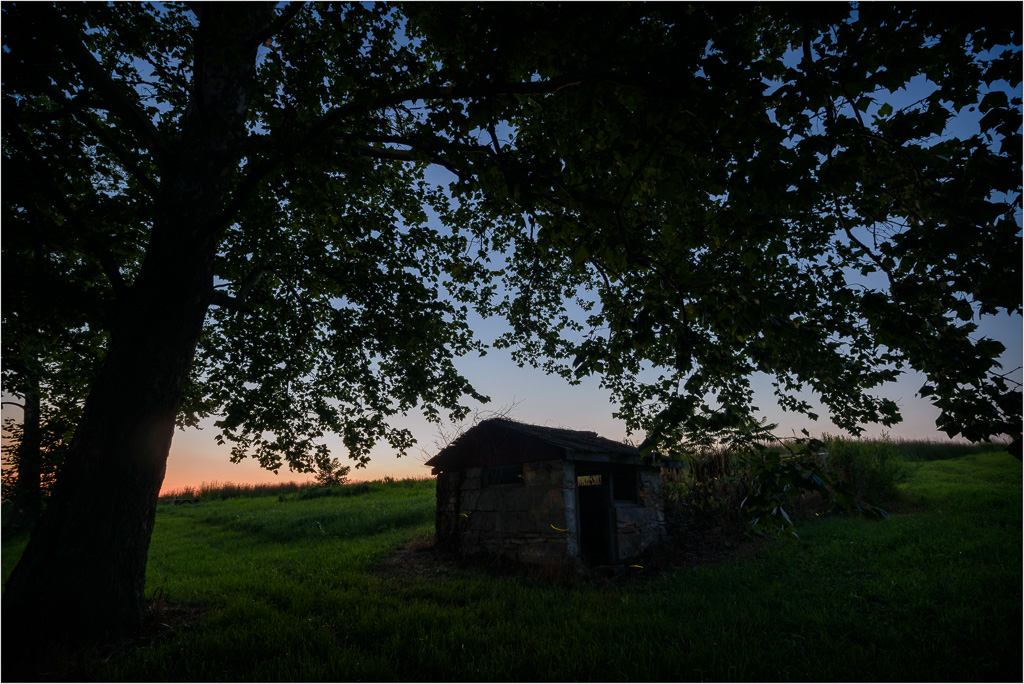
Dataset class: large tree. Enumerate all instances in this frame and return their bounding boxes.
[1,1,1019,657]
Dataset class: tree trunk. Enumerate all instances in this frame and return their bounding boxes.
[1,6,272,671]
[1,230,217,659]
[9,382,42,530]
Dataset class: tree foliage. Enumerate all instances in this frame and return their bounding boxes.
[3,3,1019,481]
[4,3,1019,481]
[1,382,81,504]
[412,3,1022,453]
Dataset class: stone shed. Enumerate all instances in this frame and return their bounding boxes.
[425,418,674,570]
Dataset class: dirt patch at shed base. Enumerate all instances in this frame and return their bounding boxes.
[376,528,769,584]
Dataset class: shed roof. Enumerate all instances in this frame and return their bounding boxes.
[425,418,666,473]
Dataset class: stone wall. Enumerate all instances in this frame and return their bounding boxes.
[612,467,666,560]
[436,460,578,568]
[434,467,464,552]
[436,460,666,568]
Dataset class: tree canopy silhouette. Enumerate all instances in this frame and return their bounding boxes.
[1,1,1019,653]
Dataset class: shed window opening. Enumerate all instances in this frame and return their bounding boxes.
[484,465,524,486]
[612,466,638,502]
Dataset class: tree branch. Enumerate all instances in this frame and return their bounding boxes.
[209,290,253,314]
[214,259,271,300]
[250,2,305,49]
[210,257,275,314]
[43,5,170,168]
[350,144,476,182]
[832,194,899,288]
[215,72,600,234]
[49,90,159,197]
[359,133,491,155]
[92,244,129,298]
[236,259,270,302]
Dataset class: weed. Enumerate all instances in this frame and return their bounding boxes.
[160,477,434,506]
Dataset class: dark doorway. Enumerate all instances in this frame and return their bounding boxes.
[576,465,612,564]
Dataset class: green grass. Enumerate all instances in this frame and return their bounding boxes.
[2,450,1021,681]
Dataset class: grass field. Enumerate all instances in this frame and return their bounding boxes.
[2,448,1021,681]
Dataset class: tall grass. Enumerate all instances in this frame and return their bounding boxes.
[818,434,911,504]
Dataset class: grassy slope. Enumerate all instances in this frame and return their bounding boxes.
[2,453,1021,681]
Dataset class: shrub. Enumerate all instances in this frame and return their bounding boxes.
[314,458,351,487]
[339,482,373,497]
[663,434,979,541]
[664,438,872,540]
[298,486,335,500]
